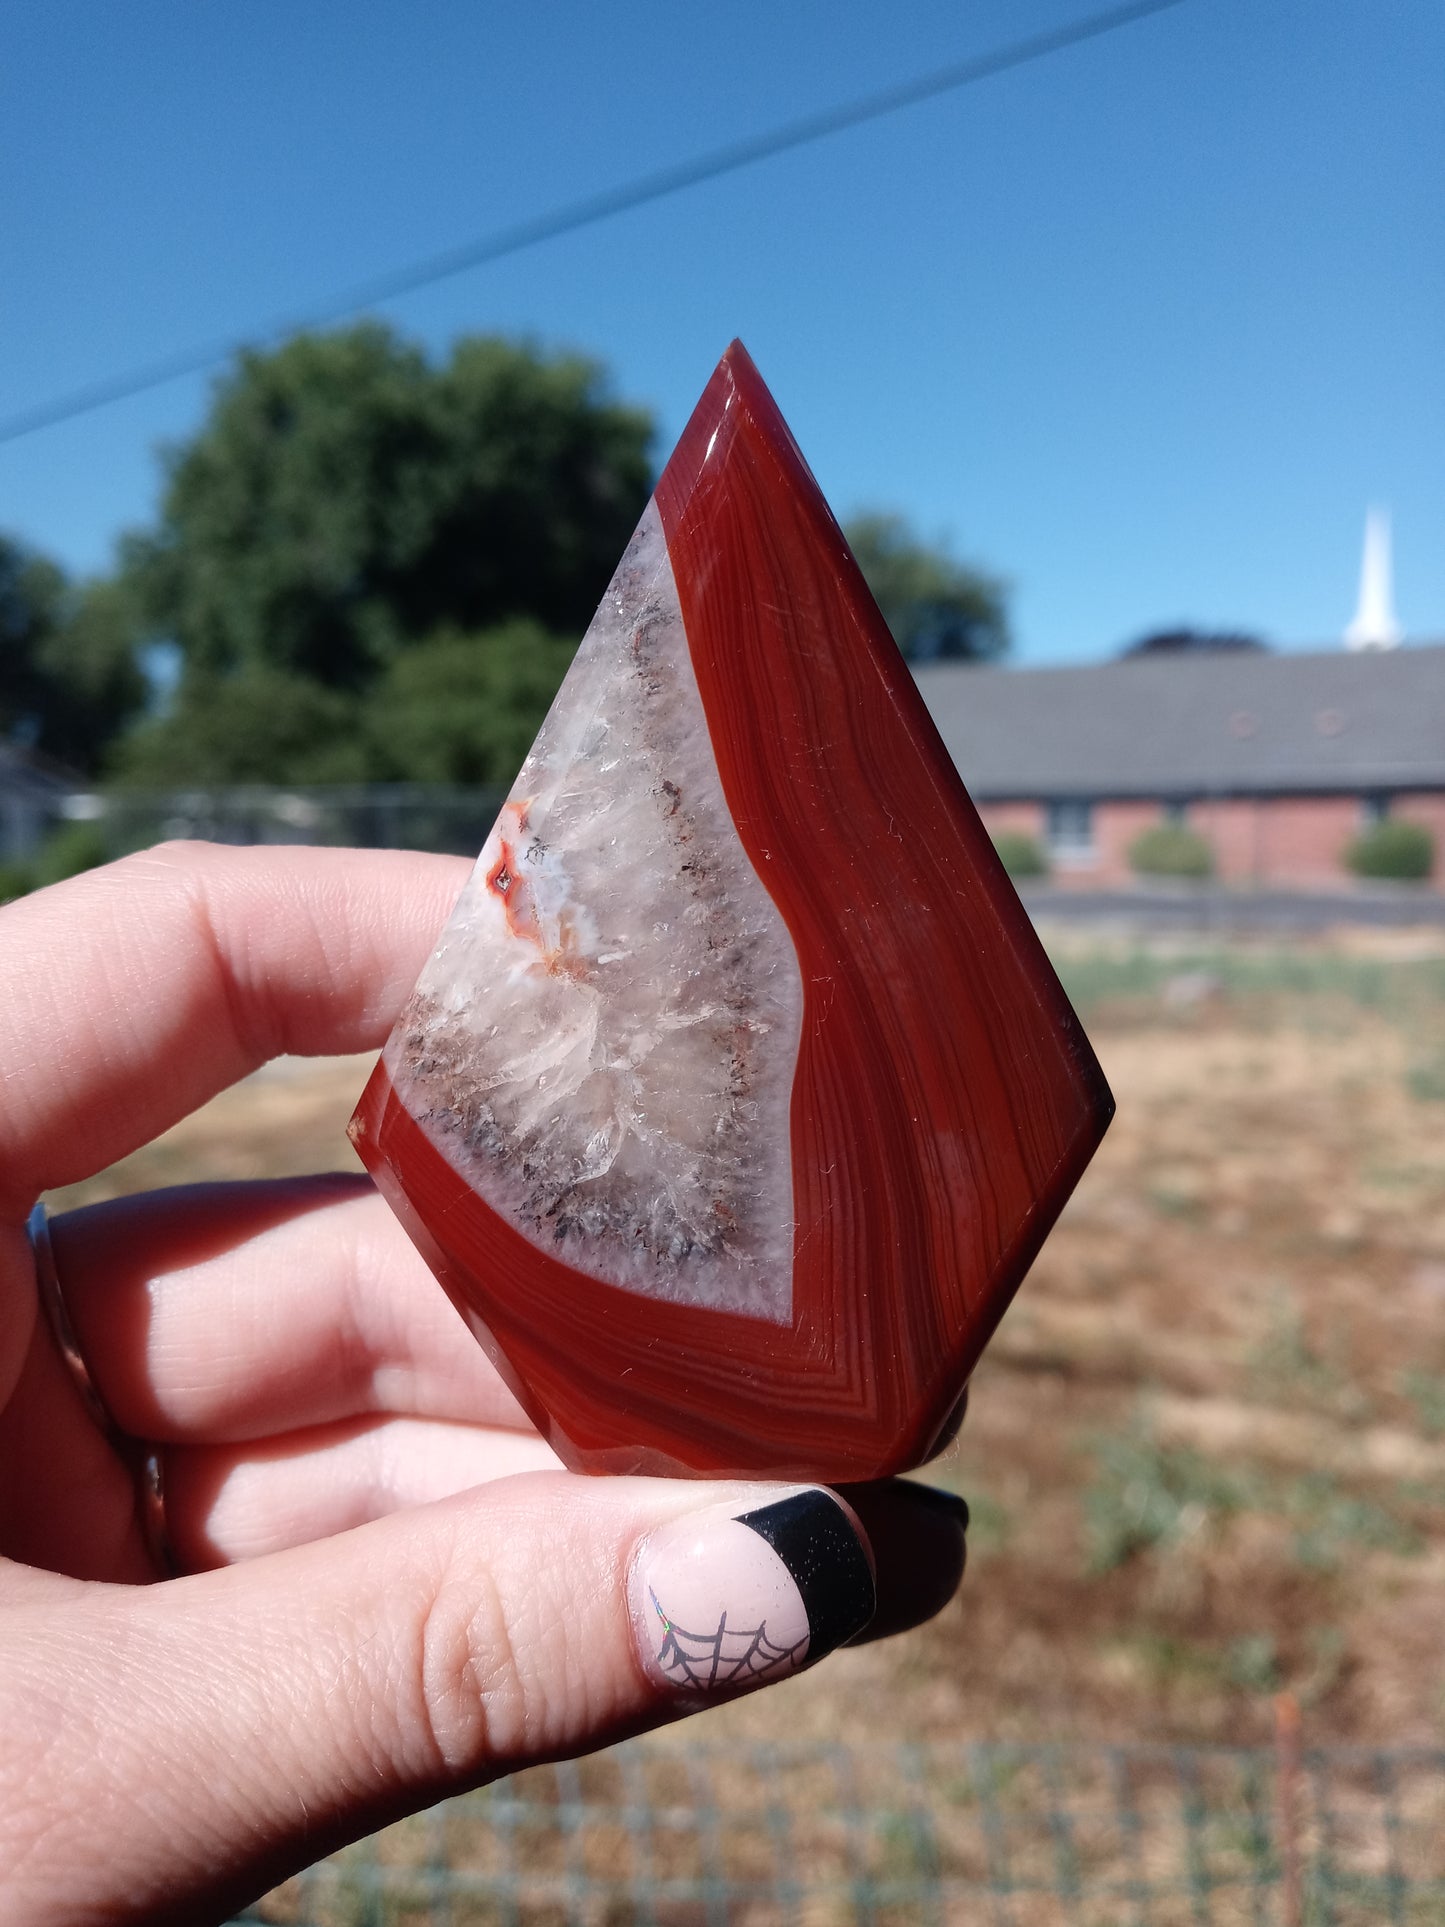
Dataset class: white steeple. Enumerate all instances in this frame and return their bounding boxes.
[1344,506,1402,650]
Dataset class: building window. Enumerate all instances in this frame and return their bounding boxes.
[1163,798,1190,825]
[1360,792,1391,827]
[1047,798,1095,860]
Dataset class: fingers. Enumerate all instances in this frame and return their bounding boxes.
[922,1385,970,1463]
[0,1269,154,1583]
[54,1179,530,1444]
[843,1480,969,1641]
[0,1474,967,1925]
[0,843,470,1214]
[166,1416,564,1569]
[9,1179,544,1582]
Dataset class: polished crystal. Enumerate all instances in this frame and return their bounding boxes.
[352,342,1114,1481]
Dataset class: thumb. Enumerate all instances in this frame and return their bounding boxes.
[3,1471,964,1926]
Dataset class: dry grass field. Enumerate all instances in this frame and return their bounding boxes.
[51,924,1445,1759]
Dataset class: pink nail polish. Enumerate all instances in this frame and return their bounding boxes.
[629,1487,875,1697]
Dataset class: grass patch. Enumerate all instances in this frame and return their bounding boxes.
[1285,1474,1422,1570]
[940,1753,1038,1809]
[1083,1427,1248,1573]
[1406,1046,1445,1102]
[874,1810,939,1879]
[1102,1631,1280,1695]
[959,1488,1012,1555]
[1224,1633,1281,1694]
[1399,1371,1445,1436]
[1050,944,1445,1029]
[1084,1422,1423,1575]
[1248,1296,1359,1413]
[1147,1184,1208,1222]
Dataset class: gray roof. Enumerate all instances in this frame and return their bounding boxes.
[913,643,1445,800]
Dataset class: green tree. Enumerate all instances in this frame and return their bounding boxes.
[361,621,576,786]
[1,534,146,774]
[844,512,1008,663]
[0,533,65,741]
[32,576,150,773]
[112,667,368,787]
[1120,627,1267,658]
[125,325,654,697]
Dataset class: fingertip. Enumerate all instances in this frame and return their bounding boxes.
[837,1478,968,1643]
[921,1385,970,1463]
[628,1483,878,1698]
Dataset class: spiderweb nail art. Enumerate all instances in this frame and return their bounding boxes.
[649,1586,807,1689]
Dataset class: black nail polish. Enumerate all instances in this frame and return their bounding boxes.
[735,1489,877,1659]
[900,1484,970,1529]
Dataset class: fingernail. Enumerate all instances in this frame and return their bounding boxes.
[629,1487,876,1698]
[900,1483,971,1529]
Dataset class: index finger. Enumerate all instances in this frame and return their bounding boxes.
[0,842,469,1216]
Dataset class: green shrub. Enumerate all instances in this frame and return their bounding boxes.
[1345,819,1435,883]
[0,859,35,906]
[1084,1428,1246,1573]
[33,821,110,887]
[1129,821,1213,880]
[1085,1421,1422,1577]
[991,830,1048,880]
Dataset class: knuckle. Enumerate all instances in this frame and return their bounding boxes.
[413,1553,532,1775]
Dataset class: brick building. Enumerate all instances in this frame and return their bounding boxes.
[914,642,1445,889]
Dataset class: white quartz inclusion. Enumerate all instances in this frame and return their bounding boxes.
[387,498,804,1322]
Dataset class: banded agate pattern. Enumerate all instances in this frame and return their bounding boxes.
[352,341,1114,1481]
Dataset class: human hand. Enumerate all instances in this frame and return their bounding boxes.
[0,844,968,1925]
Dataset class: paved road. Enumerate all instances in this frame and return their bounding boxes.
[1017,886,1445,933]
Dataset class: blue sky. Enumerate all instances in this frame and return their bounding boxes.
[2,0,1441,664]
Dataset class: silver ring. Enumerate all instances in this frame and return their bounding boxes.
[27,1202,179,1579]
[137,1446,178,1580]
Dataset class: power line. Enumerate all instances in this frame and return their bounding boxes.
[0,0,1187,449]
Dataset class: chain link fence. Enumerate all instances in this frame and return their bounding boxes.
[236,1739,1445,1926]
[65,783,507,860]
[47,790,1445,934]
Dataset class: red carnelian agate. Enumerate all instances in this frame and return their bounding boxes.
[350,341,1113,1481]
